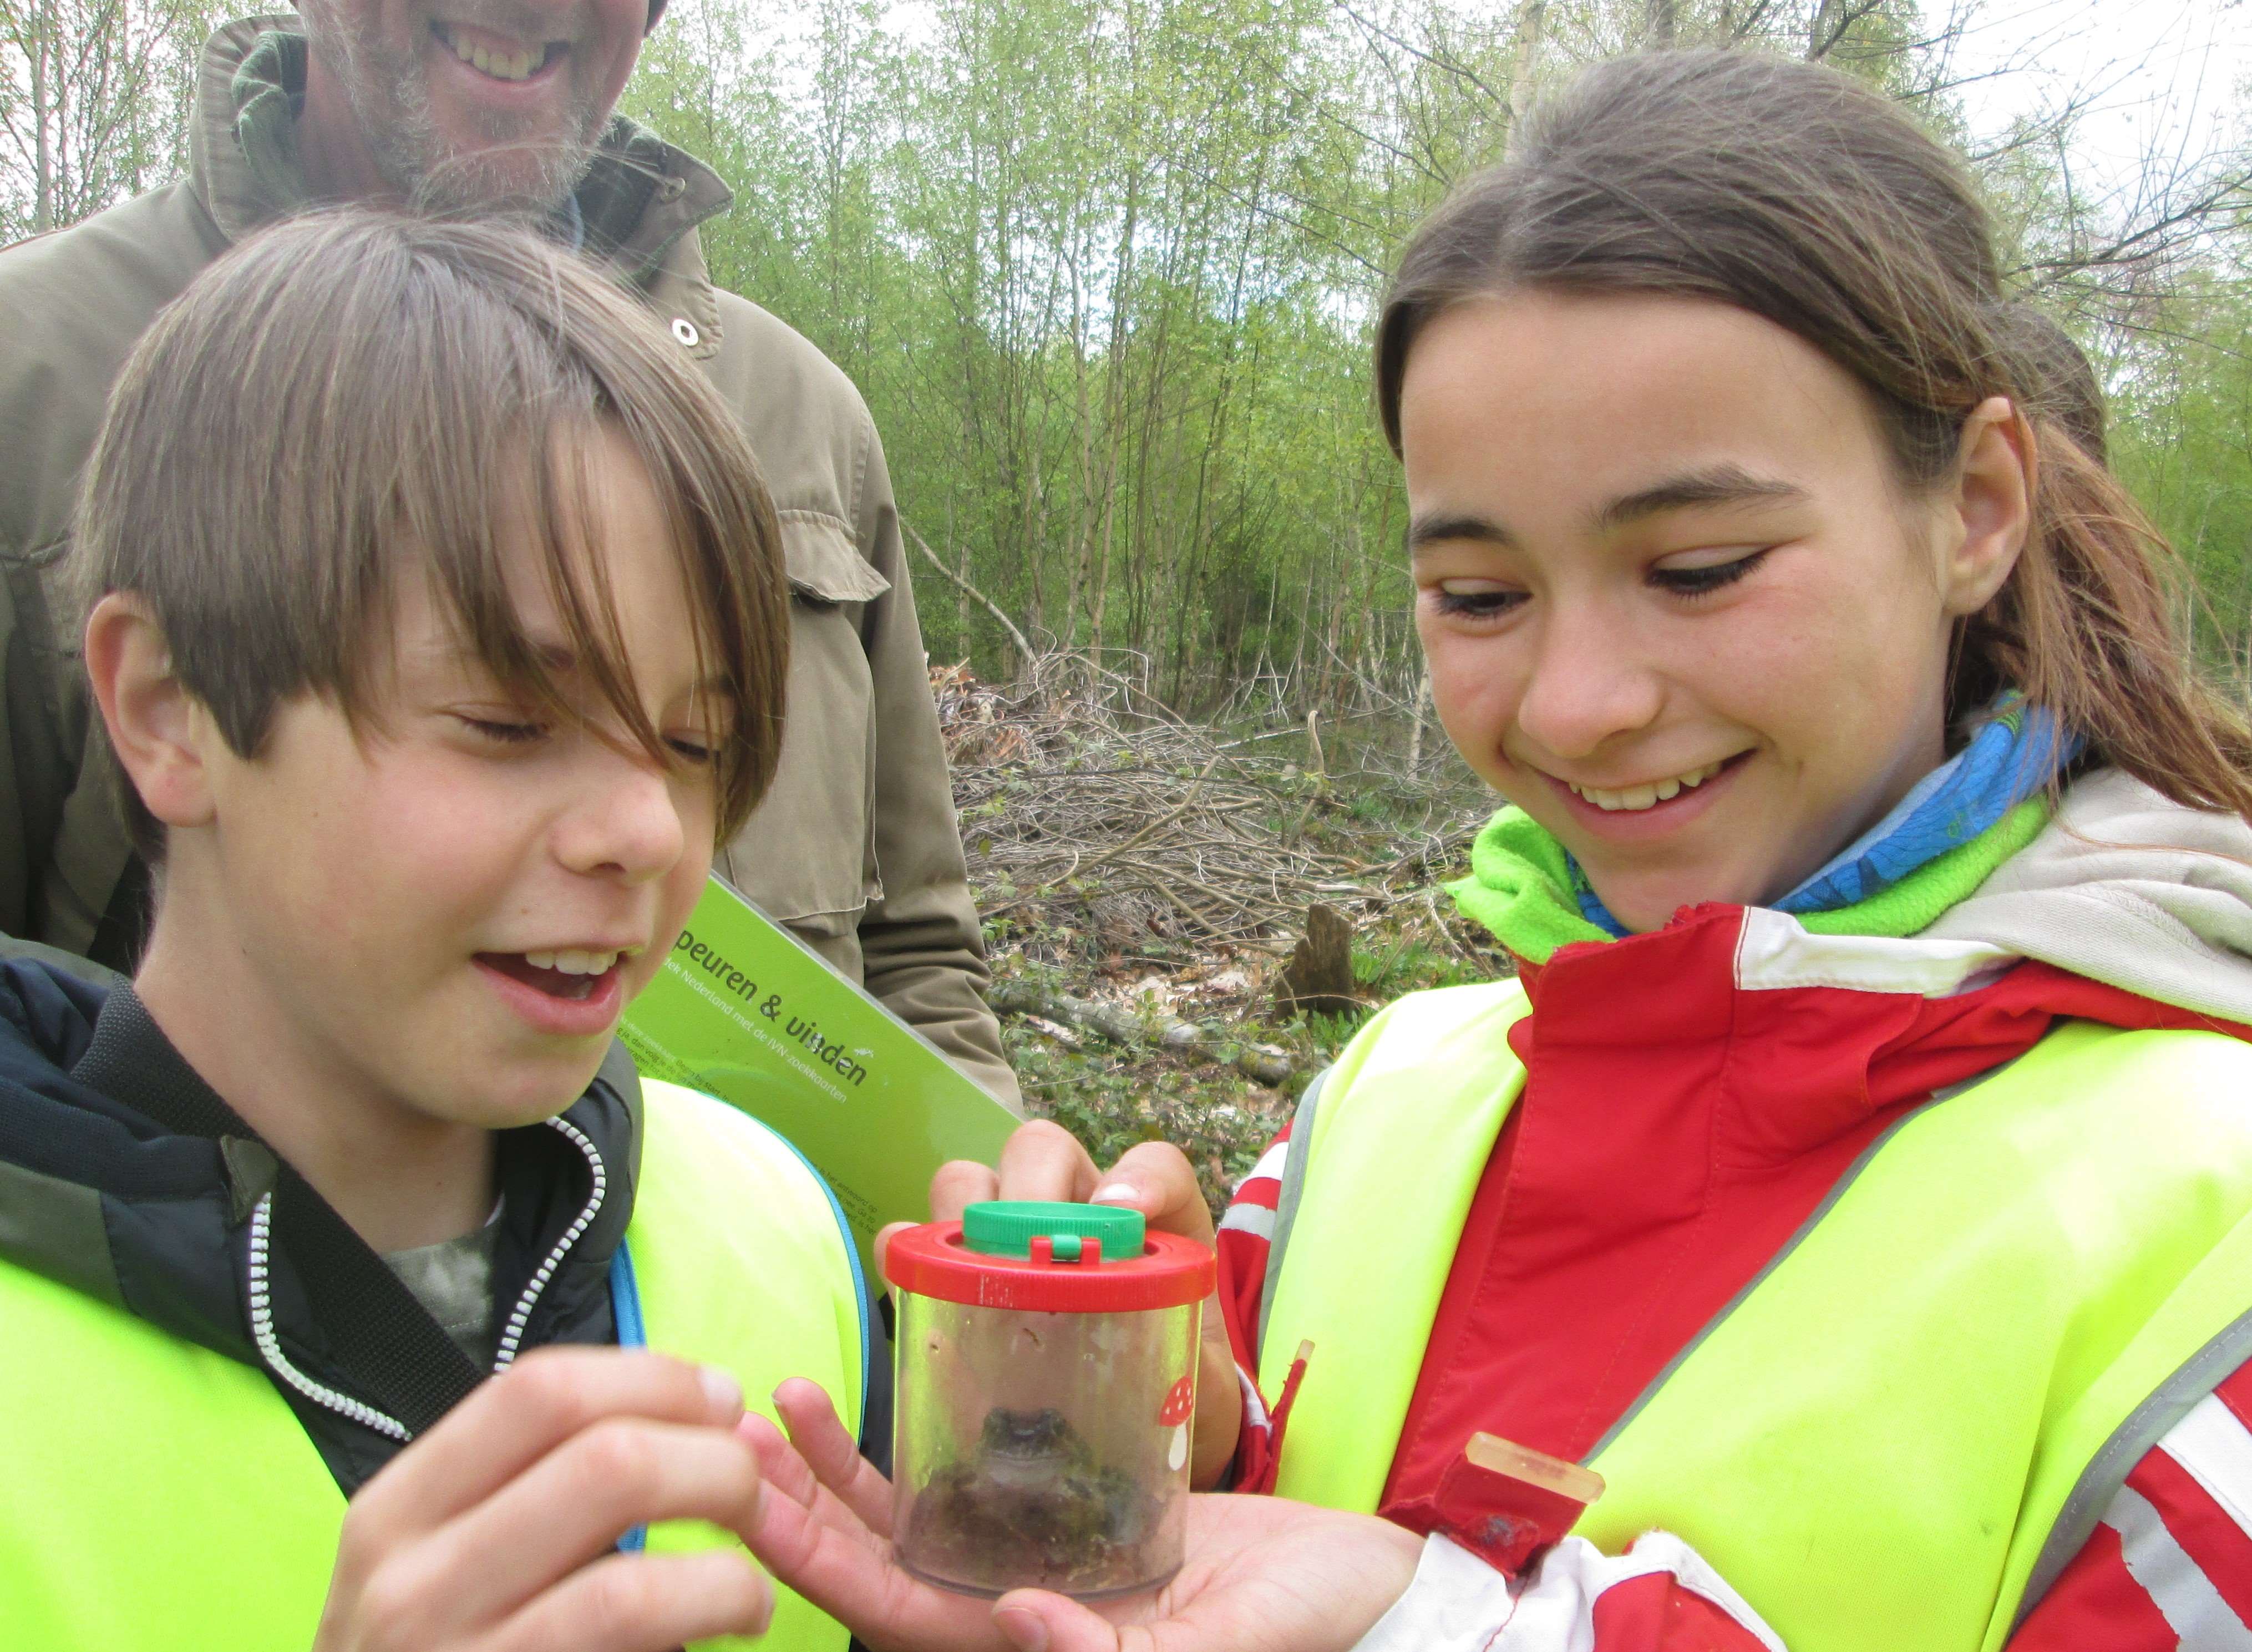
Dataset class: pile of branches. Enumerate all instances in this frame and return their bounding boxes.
[936,653,1487,955]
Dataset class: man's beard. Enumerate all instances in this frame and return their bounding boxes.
[322,18,605,217]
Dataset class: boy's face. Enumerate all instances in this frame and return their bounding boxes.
[196,427,723,1129]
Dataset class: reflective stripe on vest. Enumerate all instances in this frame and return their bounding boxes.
[0,1078,864,1652]
[1257,984,2252,1652]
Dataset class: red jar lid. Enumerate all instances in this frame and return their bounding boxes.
[885,1218,1215,1313]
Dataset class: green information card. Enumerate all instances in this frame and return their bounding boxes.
[619,874,1020,1276]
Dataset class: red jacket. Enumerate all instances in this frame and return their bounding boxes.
[1221,895,2252,1649]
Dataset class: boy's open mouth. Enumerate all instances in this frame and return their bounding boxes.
[477,949,623,1002]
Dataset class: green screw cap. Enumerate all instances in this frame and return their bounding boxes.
[960,1200,1145,1261]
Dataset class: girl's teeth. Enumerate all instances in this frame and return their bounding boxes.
[1570,759,1729,813]
[525,950,557,970]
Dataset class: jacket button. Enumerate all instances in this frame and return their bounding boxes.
[671,317,700,348]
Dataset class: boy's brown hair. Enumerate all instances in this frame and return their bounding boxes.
[74,209,789,861]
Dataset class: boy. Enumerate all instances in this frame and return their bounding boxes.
[0,211,871,1651]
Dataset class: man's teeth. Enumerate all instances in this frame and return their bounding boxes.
[437,23,544,80]
[1568,759,1729,813]
[523,949,621,975]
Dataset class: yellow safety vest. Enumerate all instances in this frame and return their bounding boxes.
[1260,981,2252,1652]
[0,1080,866,1652]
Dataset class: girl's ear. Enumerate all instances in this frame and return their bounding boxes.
[83,592,217,832]
[1940,394,2035,618]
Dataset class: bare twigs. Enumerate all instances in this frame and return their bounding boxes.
[942,656,1409,947]
[990,980,1297,1086]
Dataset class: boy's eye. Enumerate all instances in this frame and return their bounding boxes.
[459,714,549,744]
[1427,582,1527,621]
[1650,548,1771,597]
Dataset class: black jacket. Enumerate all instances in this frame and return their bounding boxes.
[0,956,650,1493]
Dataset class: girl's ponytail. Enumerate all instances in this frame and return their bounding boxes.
[1965,424,2252,818]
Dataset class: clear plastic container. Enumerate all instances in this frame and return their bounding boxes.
[885,1200,1213,1600]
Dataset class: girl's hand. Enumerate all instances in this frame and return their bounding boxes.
[881,1121,1242,1484]
[312,1347,774,1652]
[746,1380,1421,1652]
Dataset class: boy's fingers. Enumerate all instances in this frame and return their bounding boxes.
[745,1481,998,1652]
[930,1158,1000,1222]
[739,1412,824,1511]
[995,1119,1101,1205]
[344,1349,740,1552]
[773,1378,896,1537]
[874,1221,914,1287]
[738,1412,894,1563]
[1091,1142,1215,1244]
[490,1548,774,1652]
[434,1417,764,1625]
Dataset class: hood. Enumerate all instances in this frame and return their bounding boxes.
[1455,766,2252,1031]
[0,957,644,1493]
[1921,768,2252,1026]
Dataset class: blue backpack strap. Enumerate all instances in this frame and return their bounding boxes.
[609,1243,651,1553]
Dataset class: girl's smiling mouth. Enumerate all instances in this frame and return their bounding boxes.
[1536,750,1753,835]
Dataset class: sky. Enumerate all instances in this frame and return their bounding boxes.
[1949,0,2251,185]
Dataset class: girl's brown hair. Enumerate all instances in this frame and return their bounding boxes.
[1375,49,2252,822]
[76,209,789,857]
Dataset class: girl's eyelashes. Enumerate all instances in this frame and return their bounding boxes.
[1424,548,1771,619]
[666,735,718,765]
[1650,548,1772,598]
[1429,584,1529,621]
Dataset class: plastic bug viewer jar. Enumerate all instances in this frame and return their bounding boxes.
[884,1200,1215,1600]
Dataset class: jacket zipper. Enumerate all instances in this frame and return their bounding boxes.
[244,1116,610,1440]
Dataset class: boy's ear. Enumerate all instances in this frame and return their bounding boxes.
[1941,393,2035,618]
[83,592,216,831]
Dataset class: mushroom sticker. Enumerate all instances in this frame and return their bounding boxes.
[1159,1375,1195,1472]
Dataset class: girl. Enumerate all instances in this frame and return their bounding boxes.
[744,46,2252,1652]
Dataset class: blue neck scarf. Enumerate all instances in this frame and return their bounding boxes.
[1572,700,2079,936]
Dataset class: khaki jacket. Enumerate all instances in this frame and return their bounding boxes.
[0,17,1020,1106]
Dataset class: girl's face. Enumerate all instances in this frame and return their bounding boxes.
[1402,292,2027,932]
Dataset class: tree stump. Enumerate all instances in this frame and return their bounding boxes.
[1272,902,1361,1017]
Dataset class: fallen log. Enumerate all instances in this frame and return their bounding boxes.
[990,980,1297,1087]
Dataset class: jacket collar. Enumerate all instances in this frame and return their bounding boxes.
[0,959,640,1488]
[187,14,733,352]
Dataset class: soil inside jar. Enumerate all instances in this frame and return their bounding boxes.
[904,1406,1168,1598]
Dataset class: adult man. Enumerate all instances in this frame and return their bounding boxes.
[0,0,1020,1108]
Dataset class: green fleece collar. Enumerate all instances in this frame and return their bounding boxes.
[1448,798,2053,966]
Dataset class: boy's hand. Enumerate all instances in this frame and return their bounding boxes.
[313,1347,773,1652]
[881,1121,1241,1486]
[744,1380,1421,1652]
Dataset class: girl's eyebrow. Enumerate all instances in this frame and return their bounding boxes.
[1592,464,1808,532]
[1409,512,1519,555]
[1410,465,1810,559]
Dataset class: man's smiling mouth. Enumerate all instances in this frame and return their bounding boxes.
[430,21,565,83]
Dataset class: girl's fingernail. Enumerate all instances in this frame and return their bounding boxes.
[995,1607,1050,1651]
[699,1365,744,1415]
[1091,1183,1139,1204]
